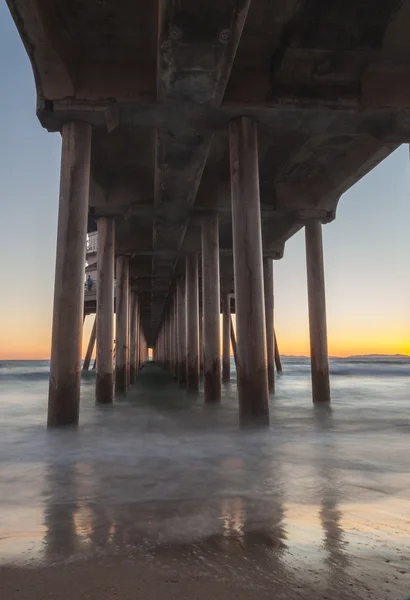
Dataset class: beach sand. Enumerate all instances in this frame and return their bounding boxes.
[1,541,408,600]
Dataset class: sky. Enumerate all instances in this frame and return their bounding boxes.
[0,5,409,360]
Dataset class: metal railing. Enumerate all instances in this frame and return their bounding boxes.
[84,281,117,297]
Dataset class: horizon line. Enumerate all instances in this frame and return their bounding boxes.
[1,352,409,362]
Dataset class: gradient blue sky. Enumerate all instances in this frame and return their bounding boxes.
[0,4,409,359]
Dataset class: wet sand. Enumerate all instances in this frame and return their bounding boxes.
[0,540,408,600]
[1,362,409,599]
[0,558,319,600]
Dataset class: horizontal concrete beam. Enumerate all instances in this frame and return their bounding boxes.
[92,204,328,222]
[111,245,284,261]
[293,209,336,223]
[38,98,410,143]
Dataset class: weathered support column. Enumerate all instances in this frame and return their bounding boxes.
[136,297,140,374]
[47,121,92,427]
[274,331,283,373]
[126,291,132,380]
[164,324,167,369]
[173,297,178,378]
[229,116,269,426]
[230,315,238,370]
[177,276,187,384]
[164,317,169,371]
[199,310,204,373]
[168,315,172,371]
[140,331,144,367]
[305,220,330,403]
[138,321,143,370]
[141,331,147,364]
[161,319,165,369]
[160,328,164,367]
[169,306,174,374]
[96,217,115,404]
[139,323,146,368]
[82,316,96,371]
[129,291,138,384]
[157,329,161,366]
[186,255,199,392]
[115,255,129,393]
[201,212,221,402]
[222,293,231,383]
[162,325,166,368]
[263,258,275,393]
[138,324,143,369]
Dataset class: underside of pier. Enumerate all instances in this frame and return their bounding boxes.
[7,0,410,423]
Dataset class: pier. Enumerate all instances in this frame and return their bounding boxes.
[6,0,409,426]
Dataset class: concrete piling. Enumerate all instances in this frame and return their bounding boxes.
[173,296,178,378]
[305,220,330,403]
[136,297,140,374]
[263,258,275,393]
[129,291,138,384]
[199,309,204,373]
[139,317,145,369]
[222,293,231,383]
[83,315,96,371]
[186,255,200,392]
[177,276,187,384]
[229,116,269,426]
[115,255,130,393]
[164,316,169,371]
[47,121,92,427]
[140,330,147,364]
[169,305,174,374]
[201,212,221,402]
[274,331,282,373]
[230,315,238,370]
[96,217,115,404]
[138,321,142,370]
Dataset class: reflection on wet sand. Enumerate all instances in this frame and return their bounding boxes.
[39,422,351,595]
[43,463,78,560]
[278,405,349,594]
[315,406,350,597]
[37,409,409,600]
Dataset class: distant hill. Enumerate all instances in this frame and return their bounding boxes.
[280,354,410,360]
[346,354,409,360]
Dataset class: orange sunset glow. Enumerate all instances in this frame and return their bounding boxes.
[1,308,408,361]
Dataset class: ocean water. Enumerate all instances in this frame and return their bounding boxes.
[0,357,409,596]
